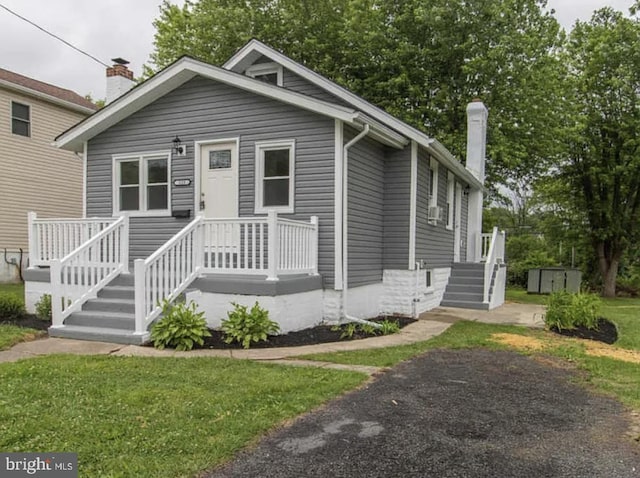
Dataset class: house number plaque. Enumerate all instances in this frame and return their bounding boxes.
[173,179,192,187]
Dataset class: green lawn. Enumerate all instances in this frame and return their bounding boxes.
[0,282,24,300]
[0,324,43,350]
[0,355,367,477]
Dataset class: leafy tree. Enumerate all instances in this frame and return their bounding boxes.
[554,8,640,297]
[146,0,566,190]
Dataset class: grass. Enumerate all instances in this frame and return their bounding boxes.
[0,324,43,350]
[0,282,25,300]
[505,287,548,305]
[0,355,367,477]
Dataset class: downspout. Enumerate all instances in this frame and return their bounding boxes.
[342,124,381,329]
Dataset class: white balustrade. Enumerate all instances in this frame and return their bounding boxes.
[50,215,129,327]
[480,232,493,261]
[28,212,117,266]
[482,226,506,303]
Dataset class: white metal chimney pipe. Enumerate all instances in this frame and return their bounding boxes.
[465,99,488,262]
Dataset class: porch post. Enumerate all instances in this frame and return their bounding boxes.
[50,259,63,327]
[310,215,319,275]
[27,211,37,267]
[134,259,146,334]
[120,213,130,273]
[267,210,279,281]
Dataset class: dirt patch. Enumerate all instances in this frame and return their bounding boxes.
[0,314,50,331]
[491,332,640,365]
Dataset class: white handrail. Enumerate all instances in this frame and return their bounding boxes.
[28,212,117,266]
[50,215,128,327]
[482,227,506,303]
[134,216,204,334]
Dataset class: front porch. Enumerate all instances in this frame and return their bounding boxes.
[26,211,320,343]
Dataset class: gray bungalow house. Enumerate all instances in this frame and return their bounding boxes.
[24,39,505,344]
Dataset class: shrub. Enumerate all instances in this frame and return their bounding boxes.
[150,299,211,351]
[378,319,401,335]
[35,294,52,321]
[0,293,25,321]
[221,302,279,349]
[544,291,601,331]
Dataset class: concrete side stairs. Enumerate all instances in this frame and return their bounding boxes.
[48,273,149,345]
[440,263,496,310]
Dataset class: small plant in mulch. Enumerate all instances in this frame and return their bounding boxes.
[544,291,617,344]
[221,302,280,349]
[35,294,52,322]
[150,299,211,351]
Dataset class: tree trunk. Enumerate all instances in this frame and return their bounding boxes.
[596,242,620,298]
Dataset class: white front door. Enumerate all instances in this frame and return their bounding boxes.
[200,141,238,218]
[454,182,462,262]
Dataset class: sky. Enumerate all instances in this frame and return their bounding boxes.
[0,0,635,101]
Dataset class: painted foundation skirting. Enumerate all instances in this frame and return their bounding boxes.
[0,250,27,283]
[489,264,506,310]
[185,289,324,334]
[380,267,451,317]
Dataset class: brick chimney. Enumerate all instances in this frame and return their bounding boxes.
[465,99,488,262]
[106,58,135,104]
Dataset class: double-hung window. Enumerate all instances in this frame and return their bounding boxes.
[255,140,295,214]
[11,101,30,137]
[429,158,439,208]
[446,171,454,230]
[113,152,171,215]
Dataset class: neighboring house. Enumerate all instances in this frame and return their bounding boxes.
[24,40,506,344]
[0,68,96,282]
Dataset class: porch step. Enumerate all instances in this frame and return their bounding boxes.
[447,275,484,285]
[98,285,135,300]
[48,325,148,345]
[83,297,136,314]
[108,273,135,286]
[440,300,490,310]
[441,291,484,303]
[445,283,484,294]
[65,310,135,330]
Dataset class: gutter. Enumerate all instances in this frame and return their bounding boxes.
[342,124,381,329]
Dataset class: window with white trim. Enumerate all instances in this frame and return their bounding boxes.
[429,158,438,208]
[255,140,295,214]
[11,101,30,137]
[245,62,283,86]
[113,152,171,215]
[446,171,454,230]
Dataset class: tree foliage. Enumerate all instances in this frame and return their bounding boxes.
[147,0,566,189]
[550,8,640,296]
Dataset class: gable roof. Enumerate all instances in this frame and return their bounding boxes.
[224,39,481,188]
[55,56,406,152]
[0,67,97,114]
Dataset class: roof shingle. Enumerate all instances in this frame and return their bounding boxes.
[0,67,97,111]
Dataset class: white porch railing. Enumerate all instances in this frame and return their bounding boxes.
[482,226,506,304]
[480,232,493,261]
[50,215,129,327]
[28,212,117,266]
[134,211,318,334]
[134,216,204,334]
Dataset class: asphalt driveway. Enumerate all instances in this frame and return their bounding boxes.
[206,349,639,478]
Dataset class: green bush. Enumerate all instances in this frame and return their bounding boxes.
[150,300,211,351]
[544,291,601,331]
[35,294,52,321]
[221,302,279,349]
[0,293,25,321]
[378,319,401,335]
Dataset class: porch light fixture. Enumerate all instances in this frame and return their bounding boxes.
[463,185,470,196]
[172,136,185,156]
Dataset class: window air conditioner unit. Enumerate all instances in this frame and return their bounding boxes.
[428,206,443,222]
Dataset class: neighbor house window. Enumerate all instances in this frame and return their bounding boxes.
[113,152,171,215]
[11,101,30,137]
[255,140,295,214]
[446,171,454,230]
[245,62,283,86]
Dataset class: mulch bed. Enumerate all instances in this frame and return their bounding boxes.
[0,314,50,331]
[550,318,618,345]
[198,316,416,349]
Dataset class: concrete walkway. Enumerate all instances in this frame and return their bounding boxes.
[0,303,544,366]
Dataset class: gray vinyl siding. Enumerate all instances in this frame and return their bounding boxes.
[460,187,468,262]
[382,147,411,269]
[415,147,455,268]
[345,126,385,287]
[282,69,350,106]
[87,76,336,285]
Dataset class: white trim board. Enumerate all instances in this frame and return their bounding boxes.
[224,39,482,189]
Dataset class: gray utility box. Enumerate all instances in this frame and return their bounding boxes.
[528,268,582,294]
